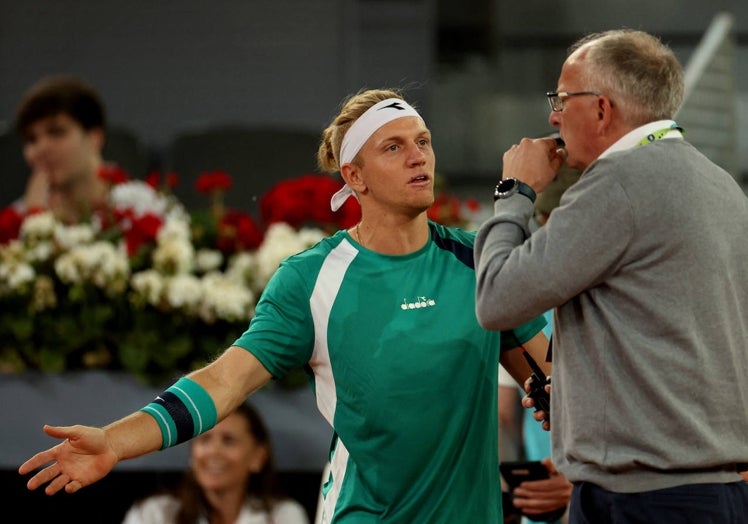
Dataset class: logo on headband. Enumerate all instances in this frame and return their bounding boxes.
[378,101,406,111]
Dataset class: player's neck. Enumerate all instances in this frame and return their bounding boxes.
[355,212,429,255]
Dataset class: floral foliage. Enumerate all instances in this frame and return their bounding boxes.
[0,165,475,386]
[260,173,361,230]
[0,169,352,385]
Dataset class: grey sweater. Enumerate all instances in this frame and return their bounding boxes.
[475,138,748,492]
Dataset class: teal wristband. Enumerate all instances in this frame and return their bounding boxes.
[140,377,217,449]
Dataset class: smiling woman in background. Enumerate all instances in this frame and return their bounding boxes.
[122,401,309,524]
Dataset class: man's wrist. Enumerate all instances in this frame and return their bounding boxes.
[494,178,537,203]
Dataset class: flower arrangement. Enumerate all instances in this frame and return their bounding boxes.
[0,169,360,385]
[0,167,475,386]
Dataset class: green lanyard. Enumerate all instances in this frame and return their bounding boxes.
[637,123,684,146]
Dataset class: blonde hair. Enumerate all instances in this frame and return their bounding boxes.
[317,88,404,173]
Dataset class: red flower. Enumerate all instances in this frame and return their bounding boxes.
[126,213,163,257]
[165,172,179,189]
[259,174,360,230]
[146,170,180,191]
[464,197,481,213]
[427,194,463,225]
[98,164,130,185]
[216,210,264,253]
[195,170,233,193]
[145,170,160,189]
[0,206,24,244]
[112,208,163,257]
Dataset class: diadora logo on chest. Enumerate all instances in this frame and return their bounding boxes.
[400,296,436,310]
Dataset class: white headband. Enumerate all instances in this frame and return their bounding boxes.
[330,98,422,211]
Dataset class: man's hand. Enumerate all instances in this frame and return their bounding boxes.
[503,137,566,195]
[511,458,572,518]
[23,169,51,210]
[18,424,119,495]
[523,376,551,431]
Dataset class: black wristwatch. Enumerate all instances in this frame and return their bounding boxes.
[493,178,536,203]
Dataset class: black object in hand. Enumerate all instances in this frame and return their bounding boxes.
[528,371,551,415]
[522,348,551,416]
[501,461,567,522]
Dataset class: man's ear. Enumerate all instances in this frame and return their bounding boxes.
[597,95,614,125]
[341,163,366,193]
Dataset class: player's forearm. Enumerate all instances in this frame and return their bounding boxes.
[103,411,163,462]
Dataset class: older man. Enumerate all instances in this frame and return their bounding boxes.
[475,29,748,523]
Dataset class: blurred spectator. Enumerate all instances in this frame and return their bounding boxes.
[122,401,309,524]
[11,74,128,224]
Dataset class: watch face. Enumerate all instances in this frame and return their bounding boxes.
[498,179,516,192]
[494,178,518,200]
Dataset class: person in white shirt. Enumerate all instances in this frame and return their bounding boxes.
[122,401,308,524]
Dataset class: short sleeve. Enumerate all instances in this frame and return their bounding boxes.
[499,314,547,352]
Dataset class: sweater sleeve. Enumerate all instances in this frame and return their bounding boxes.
[474,163,633,331]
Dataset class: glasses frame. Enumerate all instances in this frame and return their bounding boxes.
[546,91,601,112]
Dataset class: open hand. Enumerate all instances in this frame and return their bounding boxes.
[18,424,118,495]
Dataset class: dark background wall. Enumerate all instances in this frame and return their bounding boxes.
[2,1,746,191]
[0,0,435,149]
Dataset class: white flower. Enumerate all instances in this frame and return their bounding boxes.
[18,211,58,263]
[25,240,55,263]
[109,180,169,218]
[19,211,56,241]
[195,249,223,273]
[253,222,325,288]
[130,269,166,306]
[297,227,327,246]
[54,241,130,294]
[10,263,36,289]
[164,273,202,310]
[158,216,191,244]
[198,272,254,323]
[152,237,194,275]
[0,253,35,295]
[0,240,36,295]
[225,252,257,287]
[55,223,97,251]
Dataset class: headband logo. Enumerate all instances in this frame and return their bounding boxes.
[378,101,406,111]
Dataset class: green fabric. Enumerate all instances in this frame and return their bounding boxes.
[234,222,546,522]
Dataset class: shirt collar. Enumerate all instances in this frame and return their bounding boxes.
[599,120,683,160]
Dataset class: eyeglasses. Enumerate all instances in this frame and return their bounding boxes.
[546,91,600,112]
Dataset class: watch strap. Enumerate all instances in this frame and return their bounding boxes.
[494,178,536,203]
[515,180,537,203]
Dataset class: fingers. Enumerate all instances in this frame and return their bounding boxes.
[520,395,551,431]
[43,424,75,439]
[25,462,59,491]
[45,472,71,496]
[541,457,558,475]
[19,426,72,475]
[21,450,82,495]
[512,472,572,514]
[65,480,82,494]
[19,448,56,475]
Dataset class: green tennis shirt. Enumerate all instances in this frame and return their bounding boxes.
[234,221,545,523]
